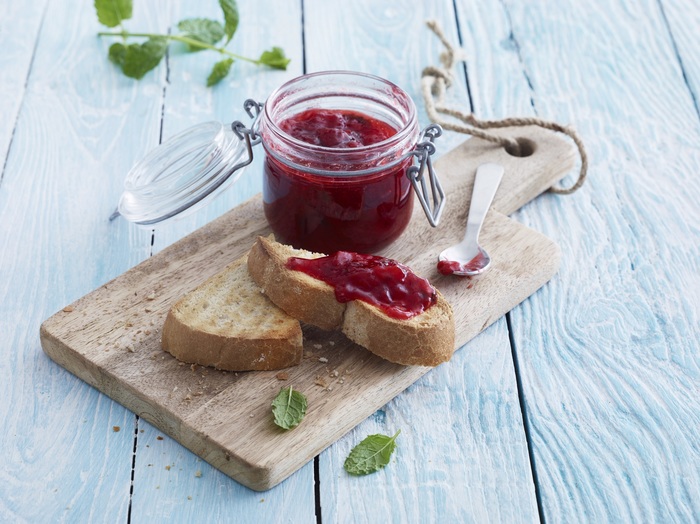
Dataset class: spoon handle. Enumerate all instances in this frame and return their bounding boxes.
[463,163,504,246]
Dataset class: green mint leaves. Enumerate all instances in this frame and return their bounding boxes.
[271,386,307,430]
[219,0,240,44]
[207,58,234,87]
[258,47,291,70]
[97,0,289,86]
[344,430,400,476]
[109,38,168,79]
[177,18,225,51]
[95,0,133,28]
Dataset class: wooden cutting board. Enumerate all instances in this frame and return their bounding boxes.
[40,126,575,491]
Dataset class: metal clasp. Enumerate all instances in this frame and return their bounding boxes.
[229,99,264,171]
[407,124,445,227]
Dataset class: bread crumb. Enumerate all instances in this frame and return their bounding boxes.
[62,306,75,313]
[113,426,120,432]
[165,465,171,471]
[249,413,254,418]
[315,377,329,388]
[145,307,153,313]
[260,498,265,503]
[303,351,314,359]
[330,369,339,377]
[329,340,335,346]
[195,470,202,478]
[146,292,156,300]
[156,436,164,441]
[326,386,333,392]
[125,322,134,327]
[126,345,134,353]
[318,357,328,363]
[184,395,192,401]
[313,344,322,349]
[178,362,186,366]
[187,496,192,501]
[275,371,290,380]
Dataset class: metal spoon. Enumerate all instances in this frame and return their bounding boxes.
[437,163,504,277]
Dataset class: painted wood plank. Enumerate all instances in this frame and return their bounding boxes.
[659,0,700,117]
[0,0,171,521]
[0,0,48,178]
[459,0,700,520]
[121,2,316,522]
[302,1,540,521]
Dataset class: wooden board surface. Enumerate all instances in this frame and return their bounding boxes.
[40,128,571,491]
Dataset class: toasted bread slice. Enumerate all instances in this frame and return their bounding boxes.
[247,236,455,367]
[162,254,303,371]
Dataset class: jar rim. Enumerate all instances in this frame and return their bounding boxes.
[262,70,418,157]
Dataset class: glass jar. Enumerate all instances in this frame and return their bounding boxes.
[116,71,444,253]
[259,72,419,253]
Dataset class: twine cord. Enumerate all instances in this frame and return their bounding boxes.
[422,20,587,195]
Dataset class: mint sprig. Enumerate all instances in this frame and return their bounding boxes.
[271,386,307,430]
[344,430,401,476]
[96,0,290,86]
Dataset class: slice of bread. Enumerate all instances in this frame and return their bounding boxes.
[247,236,455,367]
[162,254,303,371]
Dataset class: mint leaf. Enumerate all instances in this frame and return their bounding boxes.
[121,37,168,79]
[344,430,400,476]
[258,47,290,70]
[95,0,133,28]
[207,58,234,86]
[177,18,224,51]
[271,386,307,430]
[219,0,239,44]
[108,42,126,66]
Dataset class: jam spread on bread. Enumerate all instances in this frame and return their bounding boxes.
[286,251,437,320]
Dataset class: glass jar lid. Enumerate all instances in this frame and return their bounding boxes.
[117,121,250,226]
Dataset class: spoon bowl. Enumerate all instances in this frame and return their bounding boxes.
[438,163,504,277]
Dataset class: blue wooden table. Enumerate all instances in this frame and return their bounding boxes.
[2,1,699,522]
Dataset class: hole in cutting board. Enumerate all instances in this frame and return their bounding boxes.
[505,137,536,158]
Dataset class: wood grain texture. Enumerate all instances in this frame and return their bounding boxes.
[458,0,700,520]
[0,0,169,521]
[5,0,700,521]
[40,133,566,492]
[0,0,48,184]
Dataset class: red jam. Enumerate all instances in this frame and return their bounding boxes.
[286,251,437,320]
[437,252,488,276]
[263,108,414,254]
[278,109,397,148]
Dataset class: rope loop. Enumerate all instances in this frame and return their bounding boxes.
[422,20,587,195]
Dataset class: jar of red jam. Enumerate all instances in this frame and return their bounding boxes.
[258,71,431,253]
[116,71,444,253]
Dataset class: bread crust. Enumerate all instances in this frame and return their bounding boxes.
[162,255,303,371]
[342,295,455,367]
[247,236,455,366]
[247,236,345,331]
